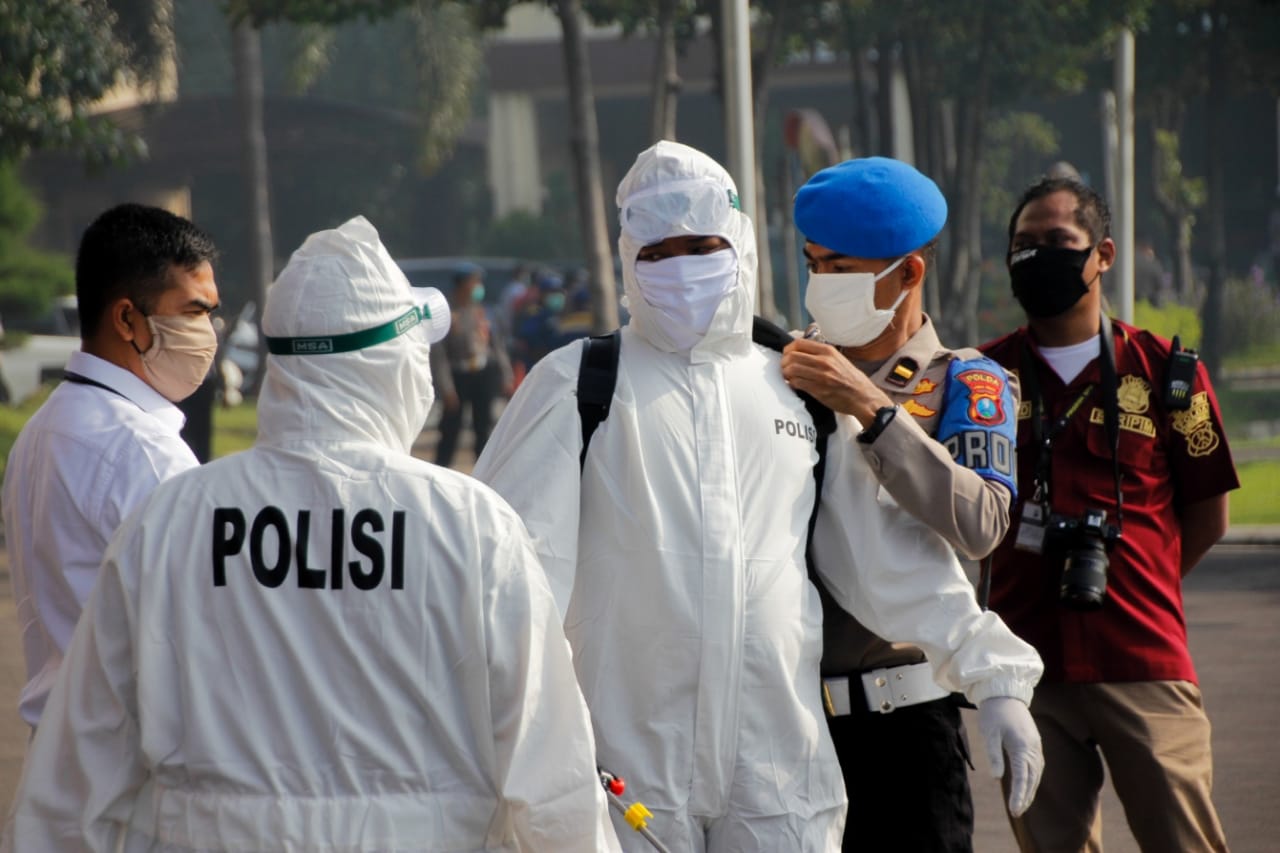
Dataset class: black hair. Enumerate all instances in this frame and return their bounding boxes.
[75,203,218,341]
[1006,177,1111,247]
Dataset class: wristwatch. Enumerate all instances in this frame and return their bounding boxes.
[857,405,898,444]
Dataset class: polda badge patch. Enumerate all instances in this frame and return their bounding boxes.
[956,369,1007,426]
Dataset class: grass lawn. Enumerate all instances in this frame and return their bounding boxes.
[212,401,258,458]
[1231,460,1280,526]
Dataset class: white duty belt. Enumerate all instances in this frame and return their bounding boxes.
[822,662,950,716]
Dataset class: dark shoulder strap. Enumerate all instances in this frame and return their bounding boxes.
[577,331,621,471]
[750,315,836,581]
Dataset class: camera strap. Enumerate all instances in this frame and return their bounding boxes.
[1019,314,1124,532]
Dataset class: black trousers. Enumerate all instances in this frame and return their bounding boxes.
[435,366,496,468]
[829,696,974,853]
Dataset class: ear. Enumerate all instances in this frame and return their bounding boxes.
[109,298,141,344]
[899,253,927,290]
[1095,238,1116,274]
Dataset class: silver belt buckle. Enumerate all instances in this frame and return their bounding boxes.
[860,662,947,714]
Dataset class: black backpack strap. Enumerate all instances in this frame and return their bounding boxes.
[750,316,837,581]
[577,331,621,471]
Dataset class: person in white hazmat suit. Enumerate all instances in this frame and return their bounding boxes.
[472,141,1045,852]
[1,217,622,853]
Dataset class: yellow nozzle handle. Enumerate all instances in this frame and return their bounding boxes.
[624,802,653,831]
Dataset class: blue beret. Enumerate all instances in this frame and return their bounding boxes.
[794,157,947,258]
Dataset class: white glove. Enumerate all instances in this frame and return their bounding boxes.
[977,695,1044,817]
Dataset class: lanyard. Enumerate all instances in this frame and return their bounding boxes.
[63,371,130,402]
[1018,315,1124,531]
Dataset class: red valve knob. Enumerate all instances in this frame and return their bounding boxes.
[608,777,626,796]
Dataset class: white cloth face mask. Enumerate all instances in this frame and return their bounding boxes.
[804,254,909,347]
[633,248,739,350]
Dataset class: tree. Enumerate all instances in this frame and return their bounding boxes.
[474,0,619,332]
[822,1,1149,344]
[1136,0,1280,371]
[0,163,74,320]
[0,0,145,167]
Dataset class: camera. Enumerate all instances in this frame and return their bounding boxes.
[1044,507,1121,611]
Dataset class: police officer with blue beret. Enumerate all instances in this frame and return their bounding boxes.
[781,157,1039,852]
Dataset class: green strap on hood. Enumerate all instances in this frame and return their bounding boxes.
[265,306,428,356]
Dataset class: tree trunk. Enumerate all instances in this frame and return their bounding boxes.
[649,0,680,143]
[749,6,785,321]
[1201,0,1227,373]
[553,0,619,334]
[232,22,274,395]
[875,34,895,155]
[940,19,991,346]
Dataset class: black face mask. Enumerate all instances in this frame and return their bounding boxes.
[1008,245,1093,318]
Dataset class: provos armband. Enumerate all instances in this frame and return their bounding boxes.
[935,357,1018,496]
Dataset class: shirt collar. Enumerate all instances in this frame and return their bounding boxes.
[856,314,943,395]
[65,351,187,432]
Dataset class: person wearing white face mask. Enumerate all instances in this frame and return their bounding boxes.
[2,203,219,733]
[475,141,1044,852]
[780,157,1036,852]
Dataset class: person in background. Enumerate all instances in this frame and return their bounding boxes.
[512,271,568,368]
[2,202,219,731]
[981,176,1238,852]
[2,217,620,853]
[781,156,1022,853]
[474,140,1044,852]
[431,262,512,468]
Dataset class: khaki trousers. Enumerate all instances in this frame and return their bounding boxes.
[1005,681,1228,852]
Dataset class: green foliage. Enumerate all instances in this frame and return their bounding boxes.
[0,0,145,166]
[0,164,74,317]
[0,386,51,478]
[408,1,484,175]
[1220,276,1280,358]
[1134,298,1203,348]
[477,171,584,259]
[981,112,1061,236]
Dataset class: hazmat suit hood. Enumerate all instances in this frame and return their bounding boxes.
[258,216,450,453]
[617,140,757,357]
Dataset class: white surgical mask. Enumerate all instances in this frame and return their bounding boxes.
[138,313,219,402]
[633,249,739,351]
[804,255,909,347]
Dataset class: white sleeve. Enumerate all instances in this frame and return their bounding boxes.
[6,527,147,852]
[485,526,621,852]
[472,342,586,620]
[812,414,1043,705]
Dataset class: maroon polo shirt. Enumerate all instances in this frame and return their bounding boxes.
[981,319,1239,684]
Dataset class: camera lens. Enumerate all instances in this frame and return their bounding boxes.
[1060,540,1108,611]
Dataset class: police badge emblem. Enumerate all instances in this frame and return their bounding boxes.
[955,369,1006,426]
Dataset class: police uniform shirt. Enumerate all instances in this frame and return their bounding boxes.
[821,315,1019,676]
[2,350,198,726]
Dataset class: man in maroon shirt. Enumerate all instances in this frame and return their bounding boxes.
[981,177,1238,852]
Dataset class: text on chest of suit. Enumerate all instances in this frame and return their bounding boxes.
[212,507,406,590]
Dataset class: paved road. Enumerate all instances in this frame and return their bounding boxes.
[1,532,1275,850]
[965,543,1280,852]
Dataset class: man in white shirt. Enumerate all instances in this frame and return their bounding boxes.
[2,203,220,728]
[4,217,619,852]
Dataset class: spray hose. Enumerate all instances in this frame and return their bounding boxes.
[598,767,673,853]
